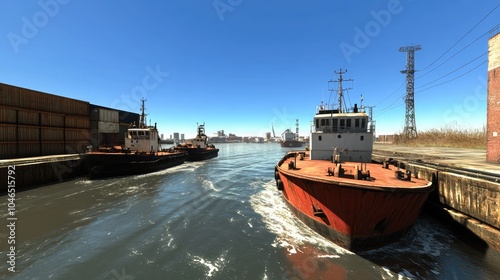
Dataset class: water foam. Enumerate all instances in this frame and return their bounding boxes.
[188,250,228,277]
[250,180,350,256]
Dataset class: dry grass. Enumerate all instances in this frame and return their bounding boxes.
[393,125,487,149]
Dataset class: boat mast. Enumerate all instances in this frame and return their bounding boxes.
[329,69,352,113]
[140,97,147,127]
[295,119,299,140]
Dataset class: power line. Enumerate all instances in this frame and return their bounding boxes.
[417,52,487,89]
[374,90,406,117]
[417,30,489,79]
[374,81,405,107]
[418,4,499,72]
[416,60,487,93]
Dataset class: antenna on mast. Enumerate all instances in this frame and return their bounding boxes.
[140,97,148,127]
[328,69,352,113]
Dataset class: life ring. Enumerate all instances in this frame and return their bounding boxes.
[276,179,284,191]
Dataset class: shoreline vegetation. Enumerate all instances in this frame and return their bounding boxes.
[391,126,487,149]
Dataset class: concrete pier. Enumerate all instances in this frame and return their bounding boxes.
[0,154,85,192]
[372,144,500,251]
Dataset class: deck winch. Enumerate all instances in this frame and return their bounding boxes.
[327,163,372,180]
[395,169,412,181]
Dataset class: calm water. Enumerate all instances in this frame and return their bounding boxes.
[1,143,499,279]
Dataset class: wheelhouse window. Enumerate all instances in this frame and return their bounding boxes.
[340,119,345,130]
[355,119,360,128]
[361,118,366,128]
[346,119,351,129]
[332,119,338,132]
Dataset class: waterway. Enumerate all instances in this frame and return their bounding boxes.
[1,143,499,279]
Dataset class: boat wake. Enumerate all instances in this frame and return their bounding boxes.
[250,180,351,256]
[250,180,441,279]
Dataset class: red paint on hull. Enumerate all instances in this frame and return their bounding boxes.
[276,151,433,251]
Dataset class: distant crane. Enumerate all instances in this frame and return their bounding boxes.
[399,45,421,138]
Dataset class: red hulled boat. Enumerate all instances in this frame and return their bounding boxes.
[274,69,433,252]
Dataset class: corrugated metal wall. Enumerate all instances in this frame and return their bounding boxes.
[89,105,139,147]
[0,83,90,159]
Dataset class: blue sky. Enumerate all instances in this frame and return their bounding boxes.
[1,1,498,138]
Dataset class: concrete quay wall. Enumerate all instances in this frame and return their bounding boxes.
[0,155,85,193]
[372,154,500,251]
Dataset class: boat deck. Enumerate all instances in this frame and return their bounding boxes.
[86,151,185,156]
[277,151,432,191]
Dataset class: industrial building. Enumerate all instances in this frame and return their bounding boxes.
[487,29,500,162]
[0,83,138,160]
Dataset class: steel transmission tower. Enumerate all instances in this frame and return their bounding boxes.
[399,45,421,138]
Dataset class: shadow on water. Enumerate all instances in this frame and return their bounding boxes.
[359,210,500,280]
[0,166,183,276]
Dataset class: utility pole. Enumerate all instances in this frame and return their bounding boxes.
[399,45,421,138]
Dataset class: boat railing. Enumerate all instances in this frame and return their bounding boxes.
[311,126,374,134]
[316,104,366,114]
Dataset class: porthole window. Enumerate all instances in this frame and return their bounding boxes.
[318,135,322,141]
[337,135,341,139]
[360,136,364,141]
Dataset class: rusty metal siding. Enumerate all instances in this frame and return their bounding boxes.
[0,84,20,107]
[0,124,16,141]
[41,143,65,155]
[98,108,119,122]
[65,116,90,129]
[41,127,64,141]
[0,83,93,159]
[0,143,17,159]
[41,113,65,127]
[18,125,40,142]
[0,83,89,116]
[17,110,39,125]
[65,128,89,142]
[17,143,41,158]
[98,121,119,133]
[0,107,17,123]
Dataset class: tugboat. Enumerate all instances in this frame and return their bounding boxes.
[280,119,303,147]
[175,123,219,161]
[82,99,188,179]
[274,69,433,252]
